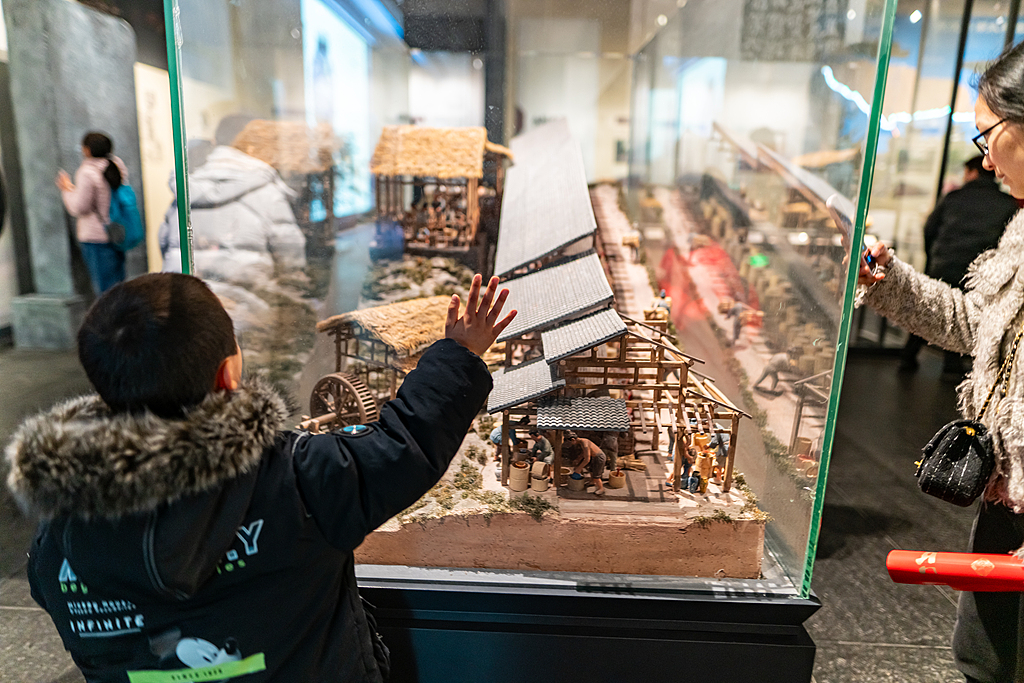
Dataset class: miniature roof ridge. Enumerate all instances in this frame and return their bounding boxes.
[316,296,450,357]
[370,125,510,180]
[487,357,566,414]
[540,308,627,364]
[495,252,614,343]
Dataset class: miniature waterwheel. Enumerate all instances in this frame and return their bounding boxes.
[308,373,379,432]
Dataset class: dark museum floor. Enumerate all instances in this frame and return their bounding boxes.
[0,345,975,682]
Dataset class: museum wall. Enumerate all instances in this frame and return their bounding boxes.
[508,0,632,182]
[0,0,13,332]
[408,51,485,128]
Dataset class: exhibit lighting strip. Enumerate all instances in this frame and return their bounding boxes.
[821,65,974,132]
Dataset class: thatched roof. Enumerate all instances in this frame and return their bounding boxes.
[232,120,341,174]
[316,296,450,357]
[370,126,512,180]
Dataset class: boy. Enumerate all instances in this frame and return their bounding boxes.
[5,272,514,683]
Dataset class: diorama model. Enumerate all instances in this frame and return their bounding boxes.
[370,125,511,252]
[343,121,767,579]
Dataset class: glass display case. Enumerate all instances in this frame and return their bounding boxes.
[163,0,896,678]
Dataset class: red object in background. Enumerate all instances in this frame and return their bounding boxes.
[887,550,1024,592]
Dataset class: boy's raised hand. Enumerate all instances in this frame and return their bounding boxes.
[445,274,517,357]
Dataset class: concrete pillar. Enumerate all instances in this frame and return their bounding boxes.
[4,0,143,348]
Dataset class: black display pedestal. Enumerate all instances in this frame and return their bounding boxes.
[358,566,820,683]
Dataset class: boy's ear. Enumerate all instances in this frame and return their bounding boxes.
[214,356,238,392]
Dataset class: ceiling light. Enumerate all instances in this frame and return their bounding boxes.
[657,14,668,26]
[909,9,922,23]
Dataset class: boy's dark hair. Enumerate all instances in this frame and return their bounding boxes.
[78,273,237,418]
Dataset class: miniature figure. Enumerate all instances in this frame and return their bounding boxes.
[566,432,607,495]
[752,347,799,394]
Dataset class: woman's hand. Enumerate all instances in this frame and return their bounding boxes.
[857,242,891,286]
[55,170,74,193]
[445,274,517,357]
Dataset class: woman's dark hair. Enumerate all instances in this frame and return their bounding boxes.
[81,131,121,191]
[978,42,1024,124]
[78,273,237,418]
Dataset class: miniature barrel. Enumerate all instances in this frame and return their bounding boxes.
[693,433,710,450]
[608,470,626,489]
[793,436,813,458]
[568,473,586,491]
[559,466,572,486]
[530,461,549,492]
[509,461,530,492]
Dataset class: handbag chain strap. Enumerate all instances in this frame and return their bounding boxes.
[979,322,1024,422]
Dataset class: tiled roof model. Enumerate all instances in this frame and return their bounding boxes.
[536,396,630,432]
[541,308,627,364]
[508,118,574,164]
[487,357,566,414]
[496,252,614,343]
[494,132,596,277]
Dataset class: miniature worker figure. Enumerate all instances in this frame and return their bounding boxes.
[752,347,798,394]
[666,444,697,490]
[489,425,518,462]
[687,469,702,494]
[566,431,607,495]
[650,289,672,319]
[528,428,554,464]
[600,431,619,471]
[723,301,749,346]
[708,431,730,483]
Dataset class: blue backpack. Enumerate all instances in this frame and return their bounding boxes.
[106,184,144,252]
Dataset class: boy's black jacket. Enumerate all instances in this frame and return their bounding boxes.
[5,339,491,682]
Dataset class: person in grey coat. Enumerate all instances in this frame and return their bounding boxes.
[860,43,1024,683]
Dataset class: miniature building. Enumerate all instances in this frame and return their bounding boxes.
[488,122,750,495]
[370,125,512,250]
[304,296,450,432]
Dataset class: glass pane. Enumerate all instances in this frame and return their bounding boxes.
[168,0,896,598]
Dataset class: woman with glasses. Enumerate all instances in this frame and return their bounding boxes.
[861,43,1024,682]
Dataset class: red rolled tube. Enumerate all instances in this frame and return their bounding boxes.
[887,550,1024,592]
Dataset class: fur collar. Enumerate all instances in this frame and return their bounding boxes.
[5,379,288,519]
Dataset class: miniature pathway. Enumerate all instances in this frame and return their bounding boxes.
[655,187,826,458]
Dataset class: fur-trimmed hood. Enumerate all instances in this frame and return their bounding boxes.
[5,379,289,519]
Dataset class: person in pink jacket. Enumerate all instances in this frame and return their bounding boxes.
[56,132,128,294]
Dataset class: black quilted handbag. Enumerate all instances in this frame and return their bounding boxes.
[917,420,994,506]
[916,324,1024,506]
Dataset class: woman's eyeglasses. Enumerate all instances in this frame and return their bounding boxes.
[974,118,1008,156]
